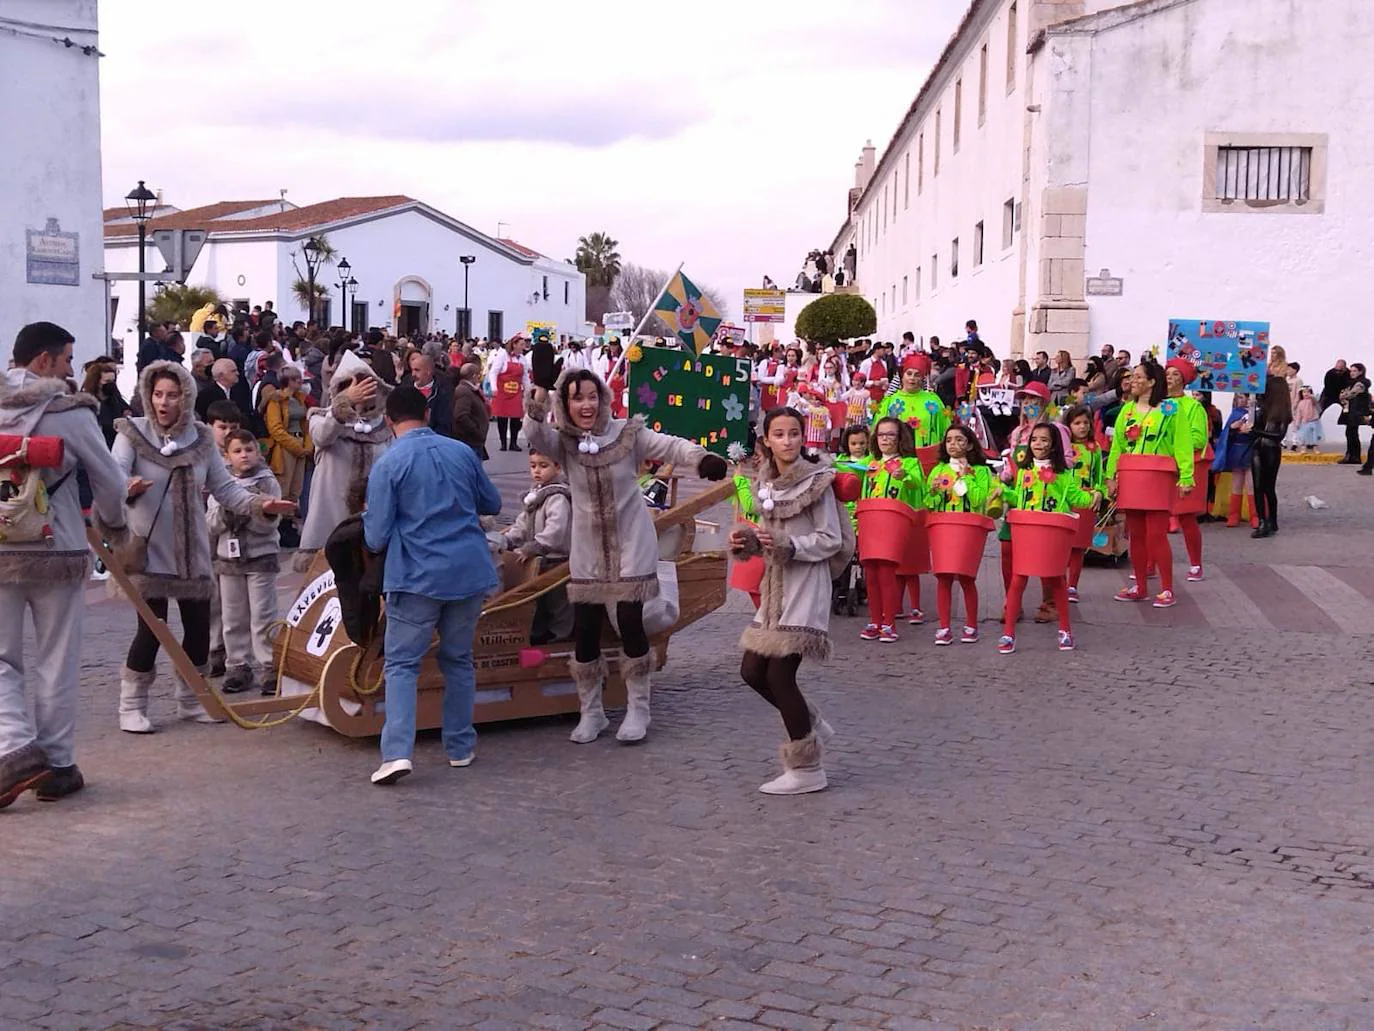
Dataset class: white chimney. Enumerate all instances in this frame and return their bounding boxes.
[857,140,877,191]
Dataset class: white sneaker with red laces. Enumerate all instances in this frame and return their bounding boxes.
[1152,590,1177,608]
[1186,566,1204,582]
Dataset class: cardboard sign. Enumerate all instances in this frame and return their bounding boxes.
[628,346,751,457]
[1167,319,1270,394]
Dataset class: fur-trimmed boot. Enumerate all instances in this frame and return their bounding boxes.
[806,700,836,744]
[616,652,655,743]
[118,666,157,734]
[175,666,224,724]
[759,732,827,795]
[568,656,610,744]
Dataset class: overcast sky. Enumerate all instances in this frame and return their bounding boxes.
[99,0,970,320]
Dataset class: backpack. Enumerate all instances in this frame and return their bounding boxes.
[0,436,72,546]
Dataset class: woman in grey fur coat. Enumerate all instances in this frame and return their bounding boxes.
[728,406,848,795]
[523,365,729,744]
[110,362,296,733]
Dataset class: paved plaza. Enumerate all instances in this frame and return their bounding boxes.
[4,457,1374,1030]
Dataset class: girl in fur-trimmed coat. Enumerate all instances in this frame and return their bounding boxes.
[523,363,728,744]
[296,350,393,569]
[111,362,296,733]
[729,407,851,796]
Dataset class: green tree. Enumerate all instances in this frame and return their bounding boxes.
[794,293,877,346]
[574,232,622,288]
[291,278,329,320]
[147,283,225,328]
[289,234,337,322]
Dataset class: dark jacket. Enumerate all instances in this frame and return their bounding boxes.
[451,379,490,456]
[399,375,455,437]
[195,379,230,422]
[1322,367,1352,411]
[136,338,179,372]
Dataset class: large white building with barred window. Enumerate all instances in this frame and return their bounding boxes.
[832,0,1374,381]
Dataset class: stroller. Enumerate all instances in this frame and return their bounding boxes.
[831,554,866,617]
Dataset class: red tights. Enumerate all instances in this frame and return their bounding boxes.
[1004,575,1070,636]
[863,560,900,628]
[1176,513,1202,568]
[1127,511,1173,592]
[898,575,922,615]
[1068,548,1086,589]
[1001,541,1048,603]
[936,574,978,631]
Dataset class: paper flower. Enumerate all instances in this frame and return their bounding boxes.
[905,416,922,431]
[1125,423,1142,442]
[925,399,941,415]
[726,441,747,462]
[1038,466,1056,484]
[626,345,644,363]
[722,395,744,422]
[887,398,906,418]
[1159,399,1178,416]
[636,383,658,408]
[930,471,955,493]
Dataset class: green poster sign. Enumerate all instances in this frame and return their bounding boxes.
[628,346,751,456]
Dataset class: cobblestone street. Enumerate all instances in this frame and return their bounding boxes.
[4,461,1374,1030]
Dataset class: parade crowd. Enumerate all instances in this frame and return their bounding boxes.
[0,305,1299,806]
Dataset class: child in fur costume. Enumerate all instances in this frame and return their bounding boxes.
[296,350,393,570]
[112,362,296,733]
[496,449,573,644]
[729,406,852,796]
[523,355,729,745]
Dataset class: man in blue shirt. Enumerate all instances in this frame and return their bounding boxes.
[363,385,502,785]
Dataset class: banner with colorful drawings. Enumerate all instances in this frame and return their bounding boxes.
[1167,319,1271,394]
[627,346,750,457]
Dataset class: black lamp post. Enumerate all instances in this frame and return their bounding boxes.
[459,254,476,339]
[124,180,157,353]
[346,276,358,333]
[302,237,326,325]
[335,256,351,329]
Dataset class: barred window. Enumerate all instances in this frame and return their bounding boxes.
[1216,146,1311,203]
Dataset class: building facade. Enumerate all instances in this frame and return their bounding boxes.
[833,0,1373,387]
[1,0,107,367]
[104,196,587,348]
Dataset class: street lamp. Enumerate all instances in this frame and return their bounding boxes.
[459,255,476,339]
[302,237,326,325]
[335,256,351,329]
[124,179,157,354]
[346,276,358,333]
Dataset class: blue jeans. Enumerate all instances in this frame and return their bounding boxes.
[380,591,485,762]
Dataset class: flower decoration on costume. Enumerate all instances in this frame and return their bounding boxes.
[1038,466,1056,484]
[930,471,956,493]
[884,458,904,477]
[1125,422,1142,442]
[957,401,975,423]
[726,441,747,462]
[1011,445,1030,467]
[1159,399,1178,416]
[952,478,969,497]
[887,398,906,418]
[636,383,658,408]
[906,416,922,431]
[722,395,744,422]
[925,399,940,415]
[626,344,644,363]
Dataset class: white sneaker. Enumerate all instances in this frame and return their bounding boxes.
[370,758,413,785]
[759,767,828,795]
[448,754,475,768]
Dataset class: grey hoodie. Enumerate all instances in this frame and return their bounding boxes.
[207,460,282,575]
[0,369,128,585]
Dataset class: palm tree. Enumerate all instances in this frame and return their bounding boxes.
[289,233,337,322]
[291,278,329,318]
[147,284,225,328]
[575,232,622,288]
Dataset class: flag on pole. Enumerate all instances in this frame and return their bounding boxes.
[653,270,722,355]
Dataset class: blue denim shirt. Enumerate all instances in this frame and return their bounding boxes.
[363,427,502,601]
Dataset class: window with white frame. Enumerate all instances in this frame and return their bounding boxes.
[1002,197,1016,248]
[1202,132,1327,214]
[973,221,985,267]
[951,238,959,279]
[902,275,908,305]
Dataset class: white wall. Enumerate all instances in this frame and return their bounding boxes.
[850,0,1029,350]
[1069,0,1374,434]
[0,0,107,367]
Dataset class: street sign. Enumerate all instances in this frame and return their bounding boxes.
[603,310,634,331]
[26,218,80,287]
[153,228,208,283]
[1085,268,1124,296]
[743,288,785,323]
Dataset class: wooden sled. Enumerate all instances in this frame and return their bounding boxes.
[207,479,734,736]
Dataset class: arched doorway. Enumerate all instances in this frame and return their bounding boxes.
[393,275,433,338]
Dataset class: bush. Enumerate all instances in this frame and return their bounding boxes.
[794,293,877,346]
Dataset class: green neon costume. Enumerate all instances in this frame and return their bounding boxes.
[860,455,926,509]
[924,462,1002,516]
[872,390,950,449]
[1106,400,1196,488]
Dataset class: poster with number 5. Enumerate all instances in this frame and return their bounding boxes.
[1166,319,1270,394]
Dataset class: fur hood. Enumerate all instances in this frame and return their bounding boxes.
[328,350,391,421]
[749,454,837,520]
[550,367,613,437]
[138,360,198,439]
[0,370,96,438]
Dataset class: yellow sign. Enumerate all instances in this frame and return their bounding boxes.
[743,288,785,323]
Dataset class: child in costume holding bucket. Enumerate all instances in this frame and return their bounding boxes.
[857,418,924,643]
[1165,358,1211,582]
[1062,404,1105,604]
[925,425,1003,645]
[999,423,1100,654]
[997,380,1058,621]
[1106,362,1195,609]
[729,407,852,795]
[729,454,763,610]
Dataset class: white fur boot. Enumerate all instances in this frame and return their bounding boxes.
[118,666,157,735]
[568,656,610,744]
[616,652,654,744]
[760,732,828,795]
[176,666,224,724]
[806,699,836,744]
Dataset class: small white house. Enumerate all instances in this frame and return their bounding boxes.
[1,0,107,367]
[103,195,587,347]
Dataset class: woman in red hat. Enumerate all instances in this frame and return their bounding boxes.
[1165,358,1211,580]
[872,353,950,449]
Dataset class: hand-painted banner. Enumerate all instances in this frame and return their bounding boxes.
[1167,319,1270,393]
[628,346,750,457]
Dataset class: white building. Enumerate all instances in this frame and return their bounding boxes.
[1,0,107,367]
[103,195,587,347]
[832,0,1374,388]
